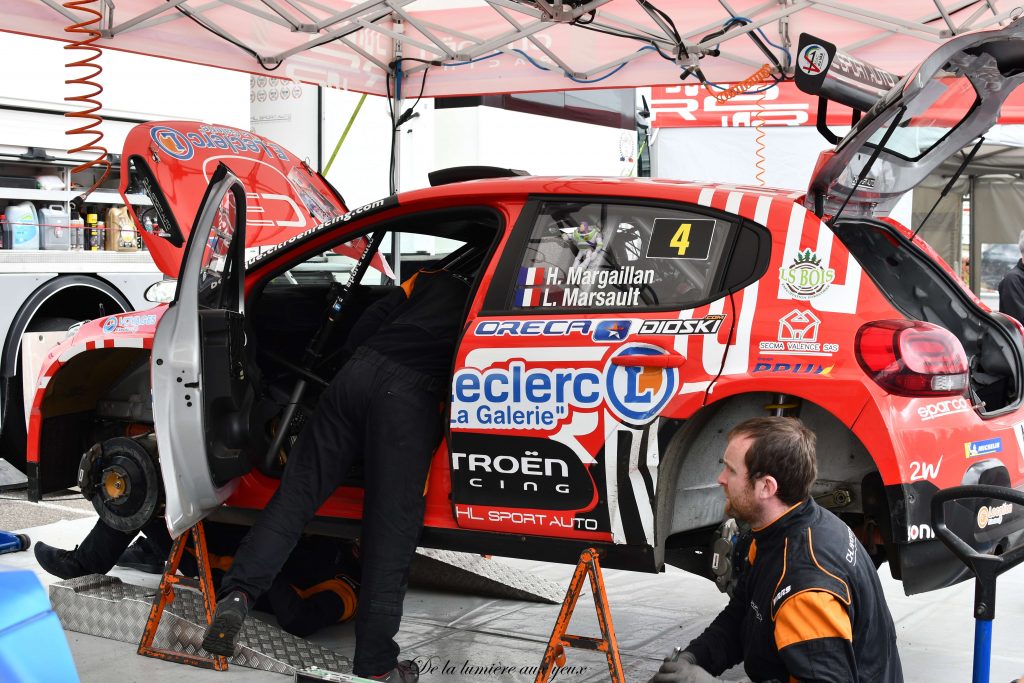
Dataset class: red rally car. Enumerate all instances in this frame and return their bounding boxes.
[25,20,1024,595]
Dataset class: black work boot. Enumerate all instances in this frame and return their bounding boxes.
[370,660,420,682]
[115,537,165,574]
[34,542,90,580]
[202,590,250,657]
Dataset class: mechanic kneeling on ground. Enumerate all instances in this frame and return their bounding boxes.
[202,265,471,683]
[651,417,903,683]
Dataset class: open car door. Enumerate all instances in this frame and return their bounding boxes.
[152,165,250,537]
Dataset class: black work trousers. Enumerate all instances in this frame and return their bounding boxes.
[220,347,443,677]
[73,517,169,574]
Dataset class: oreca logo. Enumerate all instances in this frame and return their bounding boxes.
[604,344,677,425]
[150,126,194,161]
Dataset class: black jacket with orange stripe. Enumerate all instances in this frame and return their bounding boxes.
[684,499,903,683]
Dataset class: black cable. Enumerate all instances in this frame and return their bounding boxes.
[171,3,284,71]
[387,61,430,193]
[571,21,679,62]
[400,67,429,124]
[386,70,397,195]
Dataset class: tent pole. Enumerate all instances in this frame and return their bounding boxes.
[391,13,403,281]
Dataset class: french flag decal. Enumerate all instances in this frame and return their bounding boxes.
[516,267,545,306]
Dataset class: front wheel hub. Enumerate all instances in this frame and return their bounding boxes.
[80,436,162,532]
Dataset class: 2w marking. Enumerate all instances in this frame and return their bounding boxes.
[909,456,942,482]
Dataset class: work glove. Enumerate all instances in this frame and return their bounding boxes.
[649,652,723,683]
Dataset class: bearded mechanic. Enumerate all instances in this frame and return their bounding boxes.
[651,417,903,683]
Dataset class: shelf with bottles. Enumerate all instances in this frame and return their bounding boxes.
[0,151,154,253]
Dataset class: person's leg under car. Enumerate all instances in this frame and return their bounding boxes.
[352,373,442,677]
[218,362,367,599]
[34,518,137,579]
[203,359,370,655]
[35,514,173,580]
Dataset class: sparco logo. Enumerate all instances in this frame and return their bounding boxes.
[917,397,970,422]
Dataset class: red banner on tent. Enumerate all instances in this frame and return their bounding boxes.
[651,82,1024,129]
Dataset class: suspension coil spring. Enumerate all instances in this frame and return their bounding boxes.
[63,0,110,199]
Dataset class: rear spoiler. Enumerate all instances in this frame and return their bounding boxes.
[794,34,901,143]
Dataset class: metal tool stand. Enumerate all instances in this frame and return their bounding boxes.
[932,485,1024,683]
[535,547,624,683]
[137,520,228,671]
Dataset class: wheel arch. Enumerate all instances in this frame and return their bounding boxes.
[655,391,885,566]
[29,345,153,500]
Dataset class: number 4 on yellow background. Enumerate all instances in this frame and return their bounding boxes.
[670,222,691,256]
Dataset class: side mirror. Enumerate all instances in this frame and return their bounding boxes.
[144,280,177,304]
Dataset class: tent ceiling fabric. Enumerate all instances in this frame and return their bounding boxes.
[5,0,1022,97]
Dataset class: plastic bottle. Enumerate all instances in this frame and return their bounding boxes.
[0,213,6,250]
[69,206,84,251]
[93,219,105,251]
[85,213,99,251]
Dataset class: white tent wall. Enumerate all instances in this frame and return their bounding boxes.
[0,32,249,151]
[259,88,633,255]
[432,106,629,177]
[650,126,828,189]
[649,125,914,225]
[311,91,629,206]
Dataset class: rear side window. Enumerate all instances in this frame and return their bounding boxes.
[511,200,735,310]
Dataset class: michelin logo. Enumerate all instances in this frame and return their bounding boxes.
[965,438,1002,459]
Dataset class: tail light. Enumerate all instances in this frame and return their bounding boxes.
[855,320,968,397]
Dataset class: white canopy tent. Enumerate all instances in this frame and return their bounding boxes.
[6,0,1023,97]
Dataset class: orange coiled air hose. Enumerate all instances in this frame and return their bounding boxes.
[63,0,110,198]
[705,63,775,187]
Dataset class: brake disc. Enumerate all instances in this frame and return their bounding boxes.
[81,436,162,532]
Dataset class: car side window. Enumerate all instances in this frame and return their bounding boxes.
[512,200,734,310]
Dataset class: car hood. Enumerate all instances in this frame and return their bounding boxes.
[120,121,346,277]
[805,17,1024,219]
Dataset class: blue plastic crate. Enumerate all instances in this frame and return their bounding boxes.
[0,570,80,682]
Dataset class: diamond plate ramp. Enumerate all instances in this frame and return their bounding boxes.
[0,457,27,491]
[411,549,562,604]
[49,575,351,676]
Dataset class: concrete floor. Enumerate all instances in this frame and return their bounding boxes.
[3,492,1024,683]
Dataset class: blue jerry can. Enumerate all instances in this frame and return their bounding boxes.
[0,570,79,682]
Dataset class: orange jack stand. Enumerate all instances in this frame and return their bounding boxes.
[534,548,624,683]
[137,520,228,671]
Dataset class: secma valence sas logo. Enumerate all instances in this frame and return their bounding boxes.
[779,249,836,300]
[798,43,829,76]
[150,125,194,161]
[604,344,678,425]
